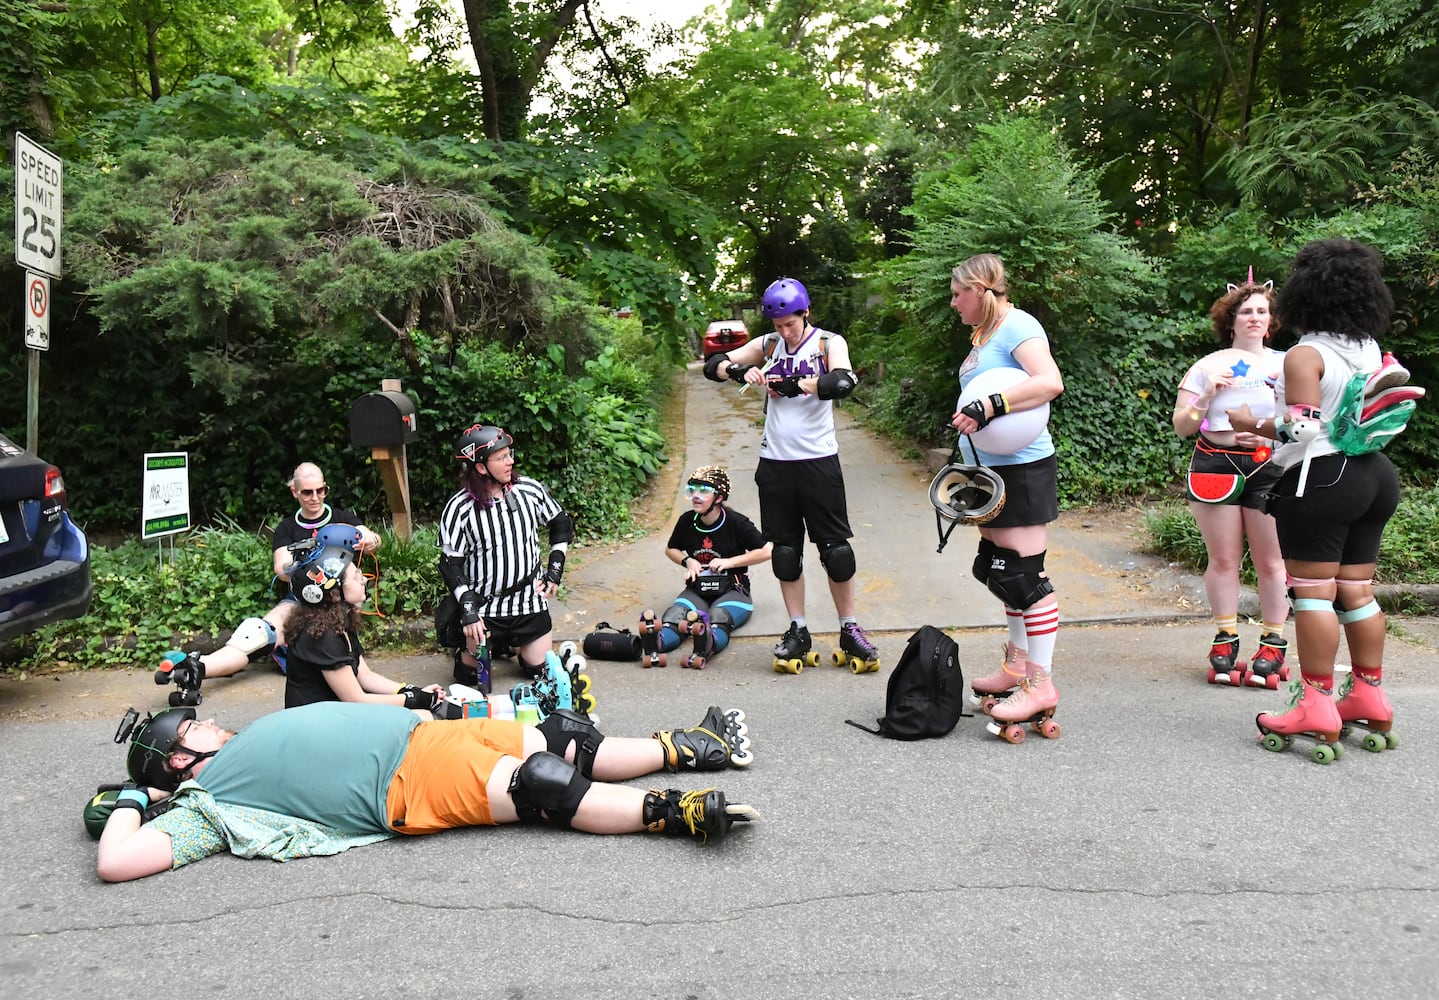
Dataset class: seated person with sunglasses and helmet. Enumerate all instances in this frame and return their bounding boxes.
[636,466,772,669]
[153,463,382,705]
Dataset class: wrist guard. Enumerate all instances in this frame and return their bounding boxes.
[542,549,566,586]
[768,373,804,398]
[989,393,1010,417]
[960,398,991,429]
[458,591,483,626]
[399,685,438,711]
[114,787,150,815]
[725,362,754,383]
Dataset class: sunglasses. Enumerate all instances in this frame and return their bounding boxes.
[299,486,328,498]
[685,484,717,497]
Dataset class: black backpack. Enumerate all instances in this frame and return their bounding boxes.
[846,625,968,740]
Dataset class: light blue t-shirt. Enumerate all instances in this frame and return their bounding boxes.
[957,308,1055,467]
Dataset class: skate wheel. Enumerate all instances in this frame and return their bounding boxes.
[1001,724,1025,745]
[1331,741,1344,760]
[575,674,593,696]
[1260,732,1286,753]
[1228,670,1245,686]
[656,653,667,668]
[804,651,821,669]
[1036,719,1061,739]
[1385,732,1400,750]
[980,695,999,715]
[1278,665,1290,682]
[849,657,864,675]
[830,649,847,668]
[1206,668,1220,684]
[1362,732,1386,753]
[579,693,597,715]
[1311,744,1337,765]
[558,640,577,662]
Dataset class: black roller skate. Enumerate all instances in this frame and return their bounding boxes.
[155,650,205,707]
[1206,631,1242,686]
[1242,633,1290,690]
[642,788,759,844]
[772,621,819,674]
[653,705,753,770]
[638,609,666,668]
[680,612,716,669]
[831,622,881,674]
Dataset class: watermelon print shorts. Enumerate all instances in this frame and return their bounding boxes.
[1186,436,1282,510]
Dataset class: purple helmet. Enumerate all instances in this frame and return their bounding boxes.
[760,278,811,319]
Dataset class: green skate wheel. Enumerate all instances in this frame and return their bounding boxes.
[1385,732,1399,750]
[1311,744,1337,765]
[1261,732,1286,753]
[1362,732,1386,753]
[1330,741,1344,760]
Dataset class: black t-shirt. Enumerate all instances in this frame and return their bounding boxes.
[284,628,365,709]
[272,506,363,553]
[666,507,766,595]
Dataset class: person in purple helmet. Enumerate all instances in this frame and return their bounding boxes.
[702,277,880,675]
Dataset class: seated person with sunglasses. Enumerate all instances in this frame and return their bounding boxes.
[636,466,772,669]
[155,463,382,699]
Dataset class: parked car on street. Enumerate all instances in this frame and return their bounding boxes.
[0,432,92,644]
[701,319,750,359]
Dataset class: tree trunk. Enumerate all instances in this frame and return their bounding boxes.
[459,0,585,142]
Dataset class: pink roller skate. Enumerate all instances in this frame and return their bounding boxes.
[1256,678,1343,764]
[986,667,1060,744]
[1335,670,1398,753]
[969,643,1025,713]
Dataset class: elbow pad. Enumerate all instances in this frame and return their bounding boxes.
[703,352,729,382]
[548,512,574,547]
[439,554,469,594]
[816,368,857,400]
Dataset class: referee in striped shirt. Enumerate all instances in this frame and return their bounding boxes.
[438,424,573,688]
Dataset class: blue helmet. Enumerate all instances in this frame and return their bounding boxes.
[760,278,811,319]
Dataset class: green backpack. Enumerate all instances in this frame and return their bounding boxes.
[1327,367,1420,456]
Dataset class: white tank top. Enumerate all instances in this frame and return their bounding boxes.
[758,328,838,461]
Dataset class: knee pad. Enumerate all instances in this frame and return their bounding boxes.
[1334,598,1381,625]
[972,538,997,586]
[817,541,856,583]
[662,601,691,626]
[708,606,736,631]
[536,708,605,777]
[229,617,277,661]
[507,751,592,829]
[985,548,1054,610]
[772,544,803,582]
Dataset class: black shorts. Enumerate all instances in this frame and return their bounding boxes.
[987,454,1059,528]
[1185,437,1282,510]
[436,599,552,650]
[1269,452,1400,564]
[755,455,853,546]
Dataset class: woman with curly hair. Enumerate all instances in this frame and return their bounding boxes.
[1229,237,1412,760]
[1172,276,1290,686]
[284,543,444,714]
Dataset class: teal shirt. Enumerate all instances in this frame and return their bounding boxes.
[193,703,421,835]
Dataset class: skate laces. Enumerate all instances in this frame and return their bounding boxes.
[677,788,718,840]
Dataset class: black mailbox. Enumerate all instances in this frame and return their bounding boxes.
[349,390,418,448]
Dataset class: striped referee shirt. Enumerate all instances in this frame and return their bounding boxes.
[438,477,563,617]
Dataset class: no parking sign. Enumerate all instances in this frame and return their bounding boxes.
[24,271,49,351]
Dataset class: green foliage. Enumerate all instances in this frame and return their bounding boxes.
[1,523,448,671]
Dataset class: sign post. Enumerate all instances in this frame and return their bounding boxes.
[14,132,62,454]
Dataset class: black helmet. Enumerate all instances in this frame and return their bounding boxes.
[455,424,513,467]
[928,463,1006,525]
[291,545,355,606]
[126,707,196,790]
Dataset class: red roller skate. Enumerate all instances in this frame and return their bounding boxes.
[1206,631,1243,685]
[1256,678,1343,764]
[1242,633,1290,689]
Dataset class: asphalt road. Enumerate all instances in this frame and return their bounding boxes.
[1,365,1435,999]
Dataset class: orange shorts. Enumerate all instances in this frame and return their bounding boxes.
[384,718,525,835]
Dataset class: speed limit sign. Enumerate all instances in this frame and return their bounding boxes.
[14,132,62,279]
[24,271,50,351]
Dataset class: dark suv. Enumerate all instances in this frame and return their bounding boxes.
[0,432,92,643]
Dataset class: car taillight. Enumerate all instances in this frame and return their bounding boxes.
[45,466,68,506]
